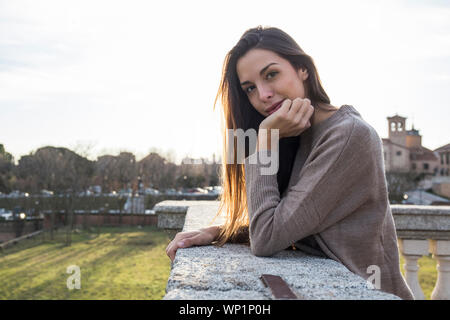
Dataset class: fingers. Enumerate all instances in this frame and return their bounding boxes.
[291,98,312,121]
[165,231,198,262]
[264,97,314,138]
[166,239,177,262]
[165,231,195,255]
[279,99,292,112]
[305,103,314,122]
[288,98,310,117]
[178,233,205,248]
[287,98,302,116]
[166,239,186,262]
[286,98,312,135]
[165,231,207,262]
[166,242,176,262]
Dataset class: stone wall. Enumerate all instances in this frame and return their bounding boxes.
[42,212,157,229]
[0,219,43,243]
[157,200,400,300]
[391,204,450,239]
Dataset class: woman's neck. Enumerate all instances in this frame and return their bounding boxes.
[311,103,338,127]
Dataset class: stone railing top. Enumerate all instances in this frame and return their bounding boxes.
[391,204,450,240]
[154,200,219,215]
[162,200,400,300]
[391,205,450,216]
[154,200,221,230]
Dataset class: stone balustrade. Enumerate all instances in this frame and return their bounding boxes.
[155,201,401,300]
[391,205,450,300]
[156,201,450,300]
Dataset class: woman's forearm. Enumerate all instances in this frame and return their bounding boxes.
[202,225,249,244]
[201,225,222,241]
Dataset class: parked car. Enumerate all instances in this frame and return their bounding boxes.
[7,190,29,198]
[144,188,160,195]
[185,188,209,195]
[0,208,13,220]
[41,189,54,197]
[165,188,183,195]
[107,191,118,197]
[118,189,133,197]
[91,185,102,194]
[204,186,223,195]
[0,212,13,220]
[165,188,176,195]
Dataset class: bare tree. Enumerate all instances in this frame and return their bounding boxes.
[15,146,94,244]
[0,144,14,193]
[138,152,167,189]
[95,155,119,192]
[385,171,419,203]
[116,152,137,191]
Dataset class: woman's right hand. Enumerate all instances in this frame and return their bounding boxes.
[165,225,221,262]
[259,98,314,138]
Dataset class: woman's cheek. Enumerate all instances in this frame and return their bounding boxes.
[284,78,305,98]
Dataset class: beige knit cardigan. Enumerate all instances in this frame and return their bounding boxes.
[244,105,414,300]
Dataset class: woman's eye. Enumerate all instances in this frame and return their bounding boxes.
[246,86,255,94]
[266,71,278,79]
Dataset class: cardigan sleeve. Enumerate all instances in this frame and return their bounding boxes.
[244,118,381,256]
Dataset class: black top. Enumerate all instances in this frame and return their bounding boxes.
[294,235,328,258]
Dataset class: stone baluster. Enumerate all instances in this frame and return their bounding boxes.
[398,239,429,300]
[429,240,450,300]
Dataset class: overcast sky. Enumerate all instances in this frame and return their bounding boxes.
[1,0,449,164]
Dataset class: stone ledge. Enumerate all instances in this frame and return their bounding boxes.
[391,205,450,240]
[162,200,400,300]
[155,201,220,230]
[391,204,450,215]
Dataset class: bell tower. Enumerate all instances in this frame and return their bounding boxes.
[406,125,422,148]
[387,115,407,146]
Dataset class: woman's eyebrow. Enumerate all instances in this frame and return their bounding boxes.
[240,62,279,86]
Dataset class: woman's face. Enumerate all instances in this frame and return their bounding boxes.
[236,48,309,117]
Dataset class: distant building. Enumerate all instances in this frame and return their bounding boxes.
[432,143,450,198]
[434,143,450,177]
[382,114,440,176]
[382,114,450,199]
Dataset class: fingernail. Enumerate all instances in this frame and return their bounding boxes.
[178,241,184,247]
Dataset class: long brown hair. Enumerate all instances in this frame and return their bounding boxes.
[212,26,332,246]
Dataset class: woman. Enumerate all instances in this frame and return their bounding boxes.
[166,26,414,300]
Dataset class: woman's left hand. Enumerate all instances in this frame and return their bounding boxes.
[259,98,314,139]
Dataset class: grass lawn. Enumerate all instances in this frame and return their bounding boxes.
[398,249,438,300]
[0,228,439,300]
[0,226,177,300]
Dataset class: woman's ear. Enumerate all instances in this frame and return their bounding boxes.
[298,67,309,81]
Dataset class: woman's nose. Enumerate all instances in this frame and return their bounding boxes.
[258,84,273,102]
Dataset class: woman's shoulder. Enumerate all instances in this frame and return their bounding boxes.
[325,105,380,142]
[345,106,380,142]
[311,105,382,155]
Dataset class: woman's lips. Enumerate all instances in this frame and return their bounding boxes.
[268,100,284,115]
